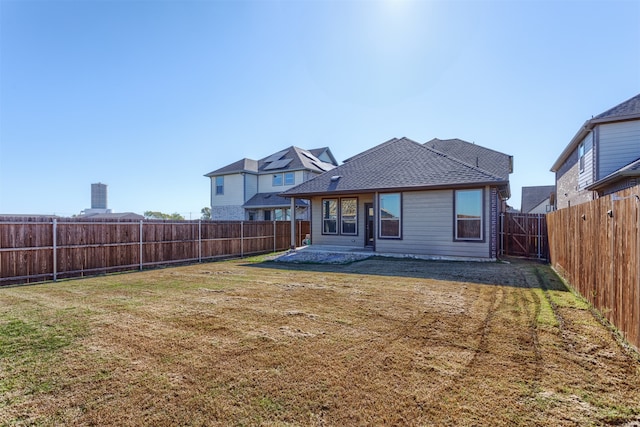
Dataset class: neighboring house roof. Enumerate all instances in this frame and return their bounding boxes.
[425,138,513,180]
[281,137,510,198]
[205,146,337,177]
[521,185,555,213]
[551,93,640,172]
[205,158,259,176]
[243,192,309,208]
[586,157,640,192]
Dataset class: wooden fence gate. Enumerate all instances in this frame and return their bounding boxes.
[499,212,549,260]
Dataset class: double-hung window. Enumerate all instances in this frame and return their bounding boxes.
[340,198,357,235]
[273,174,283,186]
[322,199,338,234]
[322,198,358,235]
[284,172,295,186]
[454,189,483,240]
[379,193,401,238]
[215,176,224,195]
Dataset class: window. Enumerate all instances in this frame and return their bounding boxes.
[284,172,295,186]
[578,142,585,173]
[274,208,290,221]
[215,176,224,195]
[379,193,401,238]
[322,199,338,234]
[455,189,483,240]
[264,210,271,221]
[341,198,357,235]
[272,174,283,186]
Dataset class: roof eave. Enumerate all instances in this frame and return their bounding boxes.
[551,120,592,172]
[551,113,640,172]
[585,170,640,191]
[281,180,510,199]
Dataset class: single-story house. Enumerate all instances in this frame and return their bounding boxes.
[281,137,513,260]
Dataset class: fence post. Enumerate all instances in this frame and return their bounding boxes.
[198,220,202,263]
[537,214,541,259]
[139,220,143,271]
[499,213,504,257]
[273,220,276,253]
[241,221,244,257]
[52,219,57,282]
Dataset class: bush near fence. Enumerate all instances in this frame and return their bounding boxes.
[547,185,640,351]
[0,219,310,286]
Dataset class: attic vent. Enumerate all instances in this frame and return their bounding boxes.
[330,175,341,182]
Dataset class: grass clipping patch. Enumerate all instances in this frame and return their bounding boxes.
[1,258,639,426]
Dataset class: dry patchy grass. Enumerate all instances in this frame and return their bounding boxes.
[1,256,639,426]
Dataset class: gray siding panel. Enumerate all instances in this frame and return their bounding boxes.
[245,174,258,202]
[310,195,373,247]
[376,189,490,258]
[309,189,493,258]
[578,132,595,189]
[598,121,640,178]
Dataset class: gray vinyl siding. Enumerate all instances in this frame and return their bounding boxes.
[211,173,245,206]
[308,189,493,259]
[578,132,595,189]
[245,174,258,202]
[310,195,373,247]
[375,189,490,259]
[598,121,640,178]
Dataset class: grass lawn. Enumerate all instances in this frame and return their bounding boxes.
[1,255,639,426]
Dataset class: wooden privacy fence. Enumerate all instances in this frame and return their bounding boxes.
[499,212,549,260]
[0,219,310,286]
[547,185,640,351]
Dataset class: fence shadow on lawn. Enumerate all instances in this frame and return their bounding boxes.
[245,256,569,291]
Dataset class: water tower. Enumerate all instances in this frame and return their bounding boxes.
[91,183,108,210]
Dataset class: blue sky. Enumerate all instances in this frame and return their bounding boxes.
[1,0,638,217]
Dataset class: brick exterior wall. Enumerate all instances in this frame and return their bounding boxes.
[211,205,245,221]
[556,162,596,209]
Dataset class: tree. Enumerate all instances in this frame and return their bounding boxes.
[201,207,212,220]
[144,211,185,220]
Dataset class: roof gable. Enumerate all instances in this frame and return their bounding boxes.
[282,137,509,197]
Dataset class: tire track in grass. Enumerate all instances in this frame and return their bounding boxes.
[420,268,548,425]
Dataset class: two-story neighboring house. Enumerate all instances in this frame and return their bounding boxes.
[205,146,337,220]
[551,93,640,209]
